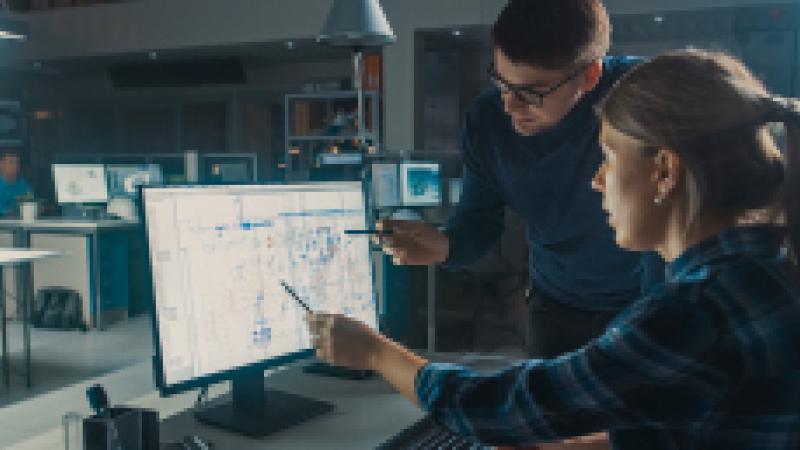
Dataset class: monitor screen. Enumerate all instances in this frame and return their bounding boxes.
[143,182,377,392]
[400,162,441,206]
[52,164,109,204]
[106,164,163,199]
[318,153,363,166]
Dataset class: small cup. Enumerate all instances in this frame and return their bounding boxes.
[20,202,38,223]
[62,411,83,450]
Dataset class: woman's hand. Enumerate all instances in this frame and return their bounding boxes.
[305,312,429,405]
[306,313,384,371]
[494,432,610,450]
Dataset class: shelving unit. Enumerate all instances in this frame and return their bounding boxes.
[284,91,380,181]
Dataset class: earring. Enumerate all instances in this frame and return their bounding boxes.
[654,196,663,205]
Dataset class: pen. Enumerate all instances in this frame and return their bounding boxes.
[344,222,446,236]
[281,280,313,313]
[280,280,313,313]
[344,229,394,236]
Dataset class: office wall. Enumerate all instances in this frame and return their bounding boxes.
[382,0,800,150]
[15,56,353,198]
[12,0,800,151]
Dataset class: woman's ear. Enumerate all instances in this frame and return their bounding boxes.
[579,60,603,93]
[653,148,682,203]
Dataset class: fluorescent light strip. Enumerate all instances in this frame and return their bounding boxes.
[0,30,27,41]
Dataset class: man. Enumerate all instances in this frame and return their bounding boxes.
[379,0,664,359]
[0,148,32,217]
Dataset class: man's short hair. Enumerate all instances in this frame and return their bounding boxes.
[491,0,611,70]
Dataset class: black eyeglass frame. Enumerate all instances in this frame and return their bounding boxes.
[488,63,589,107]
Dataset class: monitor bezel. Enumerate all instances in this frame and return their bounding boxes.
[140,181,374,396]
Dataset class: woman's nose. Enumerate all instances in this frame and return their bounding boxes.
[591,165,606,192]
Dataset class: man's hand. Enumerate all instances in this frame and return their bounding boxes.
[374,219,449,265]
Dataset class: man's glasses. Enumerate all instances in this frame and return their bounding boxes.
[488,64,588,107]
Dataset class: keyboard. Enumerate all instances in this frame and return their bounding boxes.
[377,416,490,450]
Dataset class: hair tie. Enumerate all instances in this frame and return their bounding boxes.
[764,96,800,123]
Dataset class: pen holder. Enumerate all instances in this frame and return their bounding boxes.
[83,406,159,450]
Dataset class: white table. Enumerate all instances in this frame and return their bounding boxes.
[0,248,63,388]
[0,219,139,330]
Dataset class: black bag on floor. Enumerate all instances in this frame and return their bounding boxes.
[32,287,85,330]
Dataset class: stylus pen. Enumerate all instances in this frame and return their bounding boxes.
[344,229,394,236]
[345,223,446,236]
[280,280,313,313]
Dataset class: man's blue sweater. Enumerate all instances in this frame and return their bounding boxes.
[445,57,663,311]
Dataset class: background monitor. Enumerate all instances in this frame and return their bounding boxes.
[371,162,400,208]
[142,182,376,436]
[400,162,441,207]
[52,164,109,205]
[106,164,163,199]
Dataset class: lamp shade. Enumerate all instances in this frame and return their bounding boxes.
[317,0,396,47]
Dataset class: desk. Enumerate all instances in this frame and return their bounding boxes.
[0,249,62,388]
[8,362,425,449]
[0,219,139,330]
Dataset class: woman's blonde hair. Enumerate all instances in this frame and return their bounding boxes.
[598,49,799,264]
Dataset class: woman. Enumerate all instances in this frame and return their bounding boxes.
[307,49,800,449]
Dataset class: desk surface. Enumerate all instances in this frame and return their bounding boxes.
[5,353,523,450]
[8,363,425,450]
[0,248,62,264]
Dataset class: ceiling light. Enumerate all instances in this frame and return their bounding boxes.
[0,14,28,41]
[317,0,396,47]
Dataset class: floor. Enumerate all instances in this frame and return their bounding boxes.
[0,316,153,449]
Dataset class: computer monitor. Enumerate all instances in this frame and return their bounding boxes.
[400,162,441,207]
[106,164,163,199]
[52,164,109,205]
[371,162,400,208]
[142,182,376,437]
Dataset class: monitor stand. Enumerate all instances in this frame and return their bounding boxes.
[75,204,105,220]
[194,367,333,437]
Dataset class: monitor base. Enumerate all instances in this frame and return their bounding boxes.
[194,388,333,438]
[193,367,333,438]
